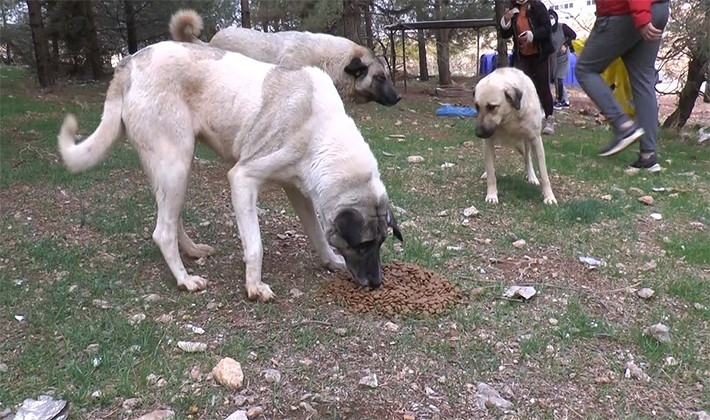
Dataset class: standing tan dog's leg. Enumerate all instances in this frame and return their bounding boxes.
[146,141,208,292]
[228,165,274,302]
[483,138,499,204]
[283,186,346,271]
[531,136,557,205]
[523,140,540,185]
[177,217,215,258]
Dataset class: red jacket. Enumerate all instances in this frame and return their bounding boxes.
[595,0,661,28]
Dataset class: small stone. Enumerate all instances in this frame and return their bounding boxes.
[463,205,480,217]
[549,318,558,326]
[624,361,650,382]
[68,284,79,293]
[440,162,455,168]
[694,303,707,310]
[0,363,8,373]
[437,375,446,384]
[641,260,657,271]
[263,368,281,384]
[92,299,112,309]
[135,409,175,420]
[129,313,146,325]
[650,213,662,220]
[664,356,678,366]
[384,321,400,332]
[155,314,173,323]
[247,351,258,362]
[212,357,244,390]
[695,411,710,420]
[224,411,248,420]
[91,390,102,398]
[246,406,264,419]
[403,412,416,420]
[601,194,613,201]
[290,288,304,298]
[334,328,347,336]
[644,323,671,343]
[298,402,317,415]
[358,373,378,388]
[177,341,207,353]
[637,288,655,299]
[628,187,644,196]
[85,343,100,354]
[407,155,425,163]
[474,382,513,410]
[146,373,161,385]
[512,239,526,248]
[503,285,536,300]
[142,293,161,302]
[121,397,141,410]
[638,195,654,205]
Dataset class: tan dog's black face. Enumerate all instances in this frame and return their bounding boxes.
[473,83,523,138]
[345,54,401,106]
[326,202,402,288]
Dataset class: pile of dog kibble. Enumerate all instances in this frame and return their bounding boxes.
[318,260,463,317]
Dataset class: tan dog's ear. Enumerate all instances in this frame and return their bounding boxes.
[504,86,523,110]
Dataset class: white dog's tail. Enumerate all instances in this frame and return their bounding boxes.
[58,76,125,173]
[169,9,207,46]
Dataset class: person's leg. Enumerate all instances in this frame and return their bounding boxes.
[531,55,554,118]
[561,81,569,104]
[622,1,669,157]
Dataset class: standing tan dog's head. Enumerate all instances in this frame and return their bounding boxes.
[473,75,523,139]
[326,195,402,288]
[345,50,401,106]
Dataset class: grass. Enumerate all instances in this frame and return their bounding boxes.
[1,65,710,418]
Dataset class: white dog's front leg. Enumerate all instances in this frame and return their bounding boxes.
[531,137,557,205]
[228,166,274,302]
[483,139,499,204]
[523,141,540,185]
[283,186,346,272]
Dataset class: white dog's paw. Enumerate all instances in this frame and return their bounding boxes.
[185,243,215,259]
[543,195,558,205]
[178,275,208,292]
[485,194,499,204]
[246,282,275,302]
[323,255,346,272]
[526,174,540,185]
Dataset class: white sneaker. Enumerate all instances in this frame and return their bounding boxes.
[542,117,555,135]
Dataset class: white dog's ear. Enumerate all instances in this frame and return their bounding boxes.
[504,86,523,110]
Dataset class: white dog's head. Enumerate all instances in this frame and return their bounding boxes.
[472,74,524,139]
[344,49,401,107]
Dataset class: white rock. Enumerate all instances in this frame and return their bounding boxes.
[224,410,248,420]
[134,410,175,420]
[440,162,455,168]
[548,318,558,326]
[644,323,671,343]
[624,361,650,382]
[334,328,347,336]
[358,373,378,388]
[155,314,173,323]
[122,398,141,410]
[512,239,526,248]
[383,321,400,332]
[636,288,655,299]
[474,382,513,410]
[638,195,654,205]
[91,390,102,398]
[0,363,8,373]
[92,299,112,309]
[503,285,536,300]
[641,260,657,271]
[601,194,613,201]
[664,356,678,366]
[290,288,304,298]
[142,293,161,302]
[695,411,710,420]
[263,368,281,384]
[129,313,146,325]
[463,205,480,217]
[247,406,264,419]
[407,155,425,163]
[177,341,207,353]
[212,357,244,390]
[650,213,662,220]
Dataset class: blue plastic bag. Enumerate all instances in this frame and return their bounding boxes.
[435,104,477,117]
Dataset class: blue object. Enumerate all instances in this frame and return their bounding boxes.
[435,104,477,117]
[478,51,580,87]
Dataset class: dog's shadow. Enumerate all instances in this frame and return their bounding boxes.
[490,175,543,203]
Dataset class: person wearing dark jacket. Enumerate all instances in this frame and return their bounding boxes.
[500,0,556,135]
[549,8,577,109]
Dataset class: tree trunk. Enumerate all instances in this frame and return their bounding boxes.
[123,0,138,54]
[342,0,361,43]
[1,3,9,64]
[662,56,707,128]
[433,0,451,85]
[51,34,59,71]
[82,0,102,80]
[26,0,54,88]
[414,1,428,81]
[364,0,373,49]
[494,0,509,67]
[240,0,251,28]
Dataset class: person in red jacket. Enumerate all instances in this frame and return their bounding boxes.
[574,0,669,172]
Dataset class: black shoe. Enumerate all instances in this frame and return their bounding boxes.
[598,124,644,157]
[625,153,662,173]
[553,101,569,110]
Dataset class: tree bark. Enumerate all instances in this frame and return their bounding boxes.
[494,0,509,67]
[433,0,451,85]
[342,0,361,43]
[123,0,138,54]
[414,0,429,81]
[240,0,251,28]
[26,0,55,87]
[364,0,373,49]
[662,56,707,128]
[82,0,102,80]
[1,2,9,64]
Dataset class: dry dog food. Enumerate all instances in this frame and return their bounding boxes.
[317,260,463,317]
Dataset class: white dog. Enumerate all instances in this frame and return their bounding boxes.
[58,41,402,301]
[169,9,400,106]
[473,67,557,205]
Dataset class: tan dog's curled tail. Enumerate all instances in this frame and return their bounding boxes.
[58,79,125,173]
[169,9,205,44]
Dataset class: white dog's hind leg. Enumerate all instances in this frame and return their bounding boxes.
[531,136,557,205]
[523,141,540,185]
[177,217,215,258]
[483,139,499,204]
[149,154,208,292]
[283,186,346,272]
[228,165,274,302]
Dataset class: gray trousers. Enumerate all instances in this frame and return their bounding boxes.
[575,1,669,153]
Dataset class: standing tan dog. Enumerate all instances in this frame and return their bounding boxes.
[58,41,402,302]
[473,67,557,205]
[169,9,400,107]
